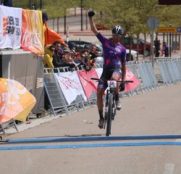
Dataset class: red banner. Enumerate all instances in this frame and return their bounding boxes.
[77,69,98,99]
[125,68,140,92]
[77,68,140,98]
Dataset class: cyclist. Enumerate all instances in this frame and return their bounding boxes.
[88,10,126,129]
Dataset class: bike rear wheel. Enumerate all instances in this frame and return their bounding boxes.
[106,93,113,136]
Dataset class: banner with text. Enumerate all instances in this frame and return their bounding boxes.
[125,68,140,92]
[95,68,103,78]
[77,69,98,99]
[55,72,87,105]
[0,5,22,49]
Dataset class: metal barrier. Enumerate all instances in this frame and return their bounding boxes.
[2,58,181,133]
[44,58,181,116]
[0,119,18,134]
[172,59,181,81]
[44,67,92,116]
[176,59,181,80]
[44,69,69,116]
[134,61,158,91]
[157,58,181,84]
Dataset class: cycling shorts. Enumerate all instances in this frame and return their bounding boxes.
[98,68,121,89]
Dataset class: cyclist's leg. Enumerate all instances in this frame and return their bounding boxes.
[97,87,105,120]
[111,70,122,110]
[97,88,105,128]
[97,70,109,128]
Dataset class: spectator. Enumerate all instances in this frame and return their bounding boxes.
[43,45,54,68]
[154,36,160,57]
[80,48,96,71]
[162,42,169,57]
[80,49,90,69]
[61,47,77,69]
[88,44,98,68]
[2,0,13,6]
[42,11,48,24]
[43,12,68,48]
[72,50,84,68]
[89,45,98,59]
[52,41,64,68]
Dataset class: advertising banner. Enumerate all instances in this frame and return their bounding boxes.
[95,68,140,92]
[0,5,22,49]
[0,78,36,123]
[21,9,44,56]
[95,68,103,78]
[77,69,98,99]
[125,68,140,92]
[55,72,87,105]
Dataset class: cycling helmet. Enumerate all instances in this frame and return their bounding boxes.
[112,25,124,35]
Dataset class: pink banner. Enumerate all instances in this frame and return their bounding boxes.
[77,69,98,99]
[125,68,140,92]
[77,68,139,98]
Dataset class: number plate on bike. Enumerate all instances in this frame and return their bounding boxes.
[107,80,117,88]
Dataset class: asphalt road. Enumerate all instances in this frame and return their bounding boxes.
[0,83,181,174]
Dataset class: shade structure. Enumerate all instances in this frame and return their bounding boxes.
[0,78,36,123]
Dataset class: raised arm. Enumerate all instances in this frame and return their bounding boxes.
[88,10,98,35]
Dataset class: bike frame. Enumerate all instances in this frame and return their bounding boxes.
[91,77,133,136]
[104,80,117,136]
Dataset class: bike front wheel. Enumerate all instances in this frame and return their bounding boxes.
[106,93,113,136]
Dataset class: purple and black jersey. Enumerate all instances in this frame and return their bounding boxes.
[96,33,126,69]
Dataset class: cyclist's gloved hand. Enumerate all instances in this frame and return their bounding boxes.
[88,10,95,17]
[120,82,125,91]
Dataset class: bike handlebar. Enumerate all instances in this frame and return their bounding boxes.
[91,77,133,83]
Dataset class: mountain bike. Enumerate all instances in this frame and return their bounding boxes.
[91,78,133,136]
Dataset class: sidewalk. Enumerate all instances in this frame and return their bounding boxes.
[0,106,94,136]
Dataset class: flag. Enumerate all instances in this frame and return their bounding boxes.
[21,9,44,56]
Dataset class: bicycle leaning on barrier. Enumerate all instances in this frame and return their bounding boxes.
[91,78,133,136]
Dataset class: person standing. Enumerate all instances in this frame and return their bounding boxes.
[1,0,13,6]
[154,36,161,57]
[162,41,169,57]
